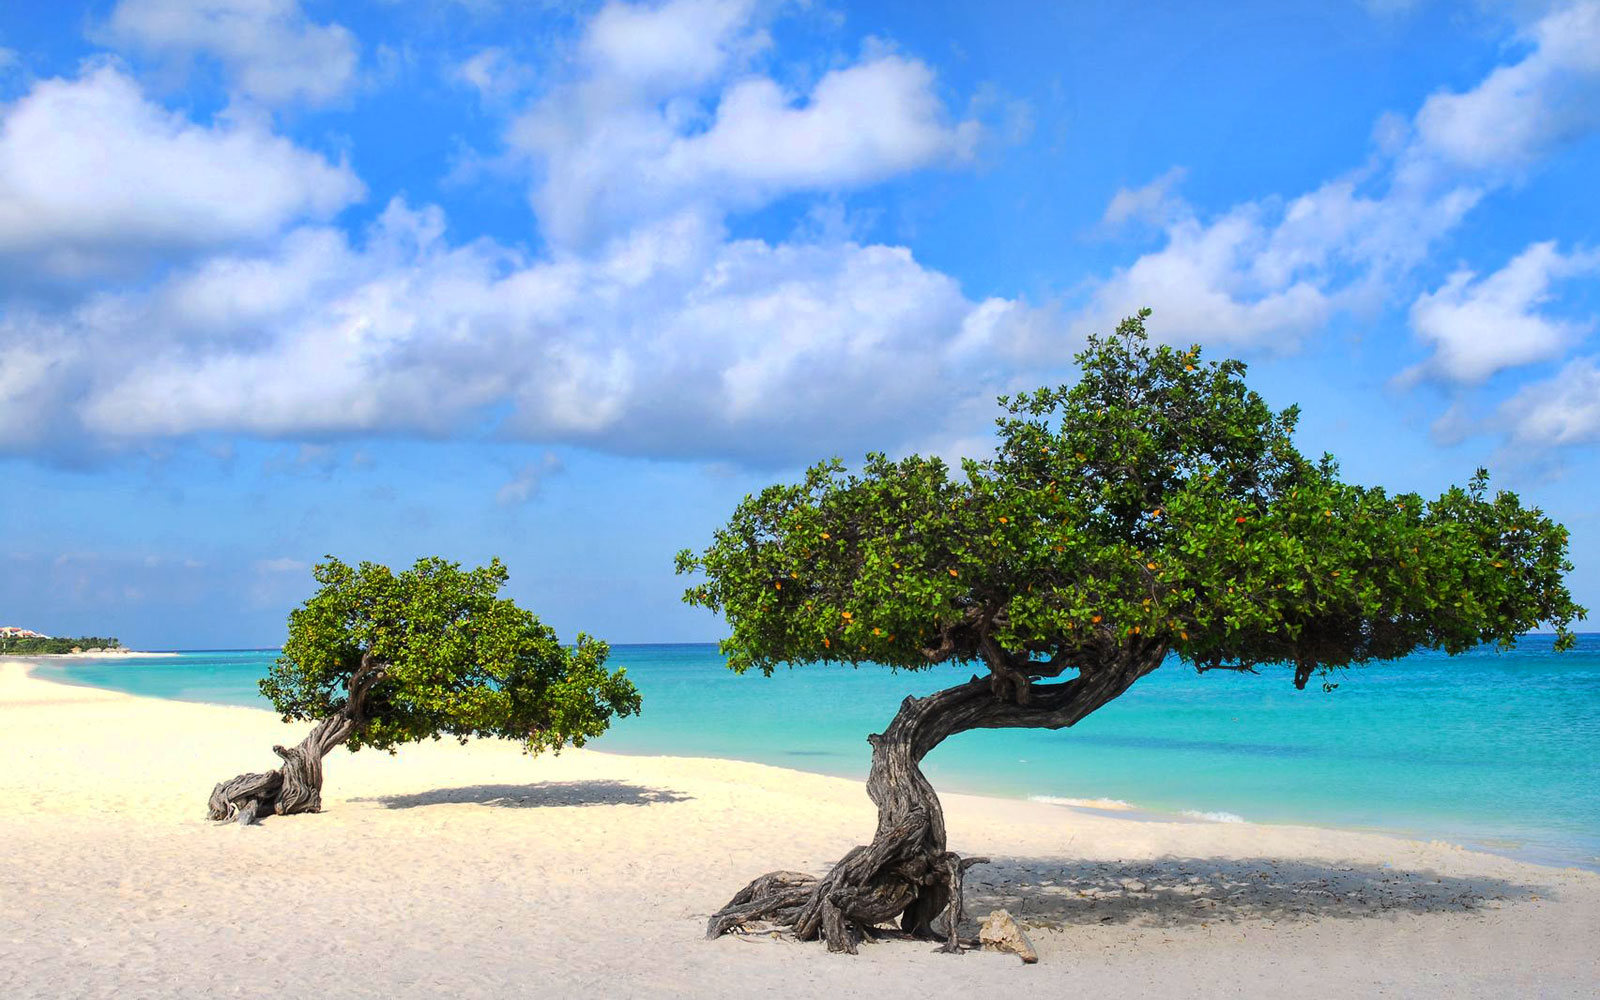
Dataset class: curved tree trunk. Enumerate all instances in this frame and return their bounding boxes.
[207,654,386,824]
[707,642,1165,953]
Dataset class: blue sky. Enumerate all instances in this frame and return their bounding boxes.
[1,0,1597,649]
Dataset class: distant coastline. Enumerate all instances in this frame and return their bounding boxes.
[2,650,180,659]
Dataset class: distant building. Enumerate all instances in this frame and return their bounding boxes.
[0,626,51,639]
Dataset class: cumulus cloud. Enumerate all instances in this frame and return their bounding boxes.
[1405,241,1600,383]
[98,0,359,106]
[671,58,980,189]
[1412,0,1600,171]
[1496,354,1600,449]
[1100,167,1189,230]
[451,47,534,103]
[0,335,63,449]
[510,0,980,248]
[1071,170,1490,351]
[1071,1,1599,351]
[1072,168,1488,351]
[580,0,767,92]
[0,63,362,278]
[0,0,1043,464]
[1076,205,1337,350]
[23,200,1030,465]
[9,0,1597,470]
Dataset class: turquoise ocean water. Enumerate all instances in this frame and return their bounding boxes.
[30,637,1600,869]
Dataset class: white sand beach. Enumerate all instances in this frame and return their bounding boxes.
[2,657,1596,999]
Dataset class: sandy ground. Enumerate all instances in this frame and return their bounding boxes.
[2,658,1596,999]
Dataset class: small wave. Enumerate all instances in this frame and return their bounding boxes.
[1029,795,1136,811]
[1181,809,1246,823]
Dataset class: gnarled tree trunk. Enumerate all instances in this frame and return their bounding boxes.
[707,642,1165,953]
[207,654,386,824]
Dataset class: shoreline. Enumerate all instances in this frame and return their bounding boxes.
[7,654,1593,874]
[3,657,1597,996]
[583,744,1600,875]
[14,654,1597,874]
[12,649,182,658]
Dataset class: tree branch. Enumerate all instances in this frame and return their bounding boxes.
[341,650,390,729]
[978,633,1031,705]
[906,641,1167,760]
[1195,662,1259,675]
[1026,647,1078,679]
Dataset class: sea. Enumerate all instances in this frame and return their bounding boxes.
[29,635,1600,870]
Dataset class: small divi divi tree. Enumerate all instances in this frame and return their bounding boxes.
[208,556,641,824]
[677,311,1583,954]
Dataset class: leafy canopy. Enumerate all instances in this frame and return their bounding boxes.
[262,556,641,752]
[678,311,1583,689]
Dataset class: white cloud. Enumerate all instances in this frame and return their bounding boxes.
[1406,241,1600,383]
[1074,204,1337,349]
[0,197,1037,464]
[497,452,564,505]
[1497,354,1600,448]
[0,334,65,450]
[81,208,985,460]
[509,1,980,248]
[6,0,1594,473]
[1071,2,1599,352]
[1101,167,1188,230]
[0,0,1034,466]
[0,64,362,277]
[580,0,767,93]
[99,0,359,106]
[1073,167,1488,351]
[672,57,981,189]
[451,47,534,102]
[1413,0,1600,170]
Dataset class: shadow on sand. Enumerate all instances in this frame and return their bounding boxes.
[963,856,1546,929]
[355,779,692,810]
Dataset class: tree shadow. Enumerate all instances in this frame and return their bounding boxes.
[962,856,1548,930]
[354,780,692,810]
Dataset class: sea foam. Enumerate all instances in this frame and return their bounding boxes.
[1029,795,1136,811]
[1181,809,1246,823]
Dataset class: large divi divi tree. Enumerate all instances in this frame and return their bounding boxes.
[208,556,641,824]
[676,311,1583,954]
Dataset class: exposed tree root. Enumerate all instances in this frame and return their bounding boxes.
[707,843,989,953]
[708,647,1165,954]
[207,654,385,823]
[206,722,344,823]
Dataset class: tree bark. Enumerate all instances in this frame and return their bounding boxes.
[207,654,386,824]
[706,641,1166,953]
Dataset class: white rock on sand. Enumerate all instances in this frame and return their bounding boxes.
[1,657,1596,998]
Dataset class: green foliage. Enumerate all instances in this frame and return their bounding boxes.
[261,556,641,753]
[678,311,1584,688]
[0,636,121,654]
